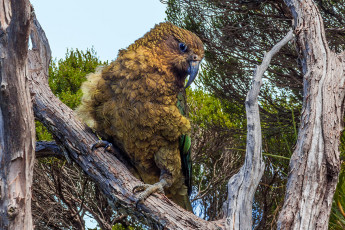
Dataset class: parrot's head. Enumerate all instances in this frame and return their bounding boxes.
[127,22,204,89]
[156,23,204,89]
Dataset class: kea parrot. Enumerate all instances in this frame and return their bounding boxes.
[77,22,204,211]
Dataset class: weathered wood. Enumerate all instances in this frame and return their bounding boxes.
[278,1,345,229]
[223,30,293,230]
[27,15,220,230]
[0,1,35,229]
[35,141,64,158]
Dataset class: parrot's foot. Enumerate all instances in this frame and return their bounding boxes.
[91,140,115,153]
[133,179,168,205]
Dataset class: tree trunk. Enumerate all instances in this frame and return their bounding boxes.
[278,0,345,229]
[223,30,293,230]
[0,1,35,230]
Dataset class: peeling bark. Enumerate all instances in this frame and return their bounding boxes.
[278,1,345,229]
[0,1,35,229]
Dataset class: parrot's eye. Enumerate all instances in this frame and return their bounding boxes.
[179,43,188,53]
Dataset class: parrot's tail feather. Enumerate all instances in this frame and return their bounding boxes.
[76,67,104,130]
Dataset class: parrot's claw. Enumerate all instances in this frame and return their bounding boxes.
[133,180,167,206]
[91,140,115,153]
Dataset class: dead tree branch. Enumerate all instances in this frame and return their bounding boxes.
[223,30,293,229]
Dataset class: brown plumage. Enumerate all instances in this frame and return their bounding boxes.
[77,22,204,211]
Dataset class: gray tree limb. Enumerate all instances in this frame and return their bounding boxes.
[278,0,345,229]
[0,1,35,229]
[224,30,293,230]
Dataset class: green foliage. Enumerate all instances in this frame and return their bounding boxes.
[187,88,238,129]
[329,166,345,229]
[329,133,345,229]
[49,47,107,109]
[87,223,139,230]
[111,224,136,230]
[36,48,106,142]
[35,121,53,141]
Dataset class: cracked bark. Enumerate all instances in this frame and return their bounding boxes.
[277,0,345,229]
[0,1,35,229]
[223,30,293,230]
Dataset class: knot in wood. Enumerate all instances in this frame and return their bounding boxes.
[7,205,18,219]
[1,82,7,91]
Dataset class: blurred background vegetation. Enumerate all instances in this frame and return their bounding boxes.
[33,0,345,229]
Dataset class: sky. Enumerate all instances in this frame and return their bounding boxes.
[30,0,167,62]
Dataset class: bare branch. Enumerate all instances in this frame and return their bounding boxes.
[223,30,293,230]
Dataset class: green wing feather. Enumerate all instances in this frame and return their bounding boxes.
[177,90,192,196]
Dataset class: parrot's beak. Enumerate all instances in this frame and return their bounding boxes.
[185,60,200,88]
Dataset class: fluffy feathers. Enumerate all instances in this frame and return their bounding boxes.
[77,22,204,210]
